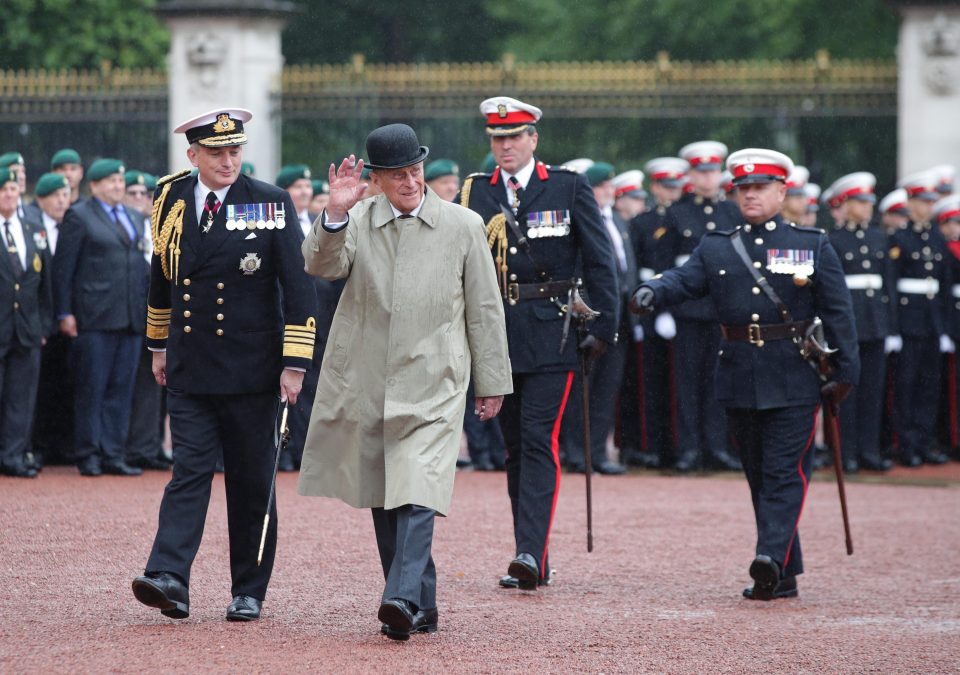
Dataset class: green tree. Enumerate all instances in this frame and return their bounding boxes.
[0,0,168,70]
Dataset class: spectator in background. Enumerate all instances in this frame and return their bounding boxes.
[51,149,84,204]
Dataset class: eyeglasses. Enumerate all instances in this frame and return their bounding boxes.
[126,189,149,198]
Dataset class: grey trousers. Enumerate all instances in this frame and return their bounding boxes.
[371,505,437,611]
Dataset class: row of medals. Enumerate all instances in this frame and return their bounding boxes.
[225,216,287,231]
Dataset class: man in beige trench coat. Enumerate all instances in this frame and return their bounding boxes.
[298,124,513,640]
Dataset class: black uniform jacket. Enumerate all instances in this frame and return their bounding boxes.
[644,215,860,410]
[459,161,619,373]
[827,221,895,342]
[0,215,53,348]
[888,221,951,338]
[146,172,317,395]
[54,197,147,333]
[662,192,741,321]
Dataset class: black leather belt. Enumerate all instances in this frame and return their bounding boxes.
[721,321,810,346]
[507,280,575,303]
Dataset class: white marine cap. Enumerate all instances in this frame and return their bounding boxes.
[644,157,689,186]
[897,168,941,201]
[804,183,821,212]
[562,158,594,174]
[726,148,794,186]
[931,164,956,194]
[678,141,728,171]
[174,107,252,147]
[613,169,646,198]
[830,172,877,204]
[785,165,809,195]
[479,96,543,136]
[879,188,909,215]
[932,194,960,223]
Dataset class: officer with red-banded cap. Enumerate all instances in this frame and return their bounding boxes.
[802,183,821,228]
[630,148,859,601]
[661,140,741,472]
[782,165,810,225]
[890,168,952,466]
[879,187,910,234]
[826,172,895,472]
[612,170,646,221]
[626,156,688,468]
[458,95,618,590]
[935,193,960,460]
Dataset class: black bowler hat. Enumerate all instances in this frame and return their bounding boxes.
[364,124,429,170]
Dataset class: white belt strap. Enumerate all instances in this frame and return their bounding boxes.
[896,277,940,295]
[844,274,883,290]
[953,284,960,299]
[674,254,690,267]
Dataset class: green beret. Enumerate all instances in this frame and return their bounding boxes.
[480,152,497,173]
[124,170,147,187]
[1,167,16,187]
[240,161,255,177]
[312,179,329,195]
[275,164,312,189]
[35,172,69,197]
[0,151,25,169]
[425,159,459,182]
[87,158,125,182]
[143,173,158,191]
[585,161,616,187]
[50,148,81,169]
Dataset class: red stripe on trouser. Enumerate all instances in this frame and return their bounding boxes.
[782,406,820,570]
[541,370,574,578]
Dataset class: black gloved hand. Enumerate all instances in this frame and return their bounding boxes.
[821,381,853,413]
[578,334,608,362]
[629,286,655,315]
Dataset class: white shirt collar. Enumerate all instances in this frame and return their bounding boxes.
[196,177,230,204]
[503,158,536,190]
[388,194,426,220]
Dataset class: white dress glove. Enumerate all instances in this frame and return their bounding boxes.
[633,324,644,343]
[884,335,902,354]
[654,312,677,340]
[940,335,956,354]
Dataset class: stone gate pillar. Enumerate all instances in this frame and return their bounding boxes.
[156,0,296,180]
[897,2,960,176]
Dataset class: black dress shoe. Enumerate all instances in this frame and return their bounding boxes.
[859,455,892,472]
[132,572,189,619]
[901,454,922,468]
[131,456,172,471]
[499,574,551,589]
[842,458,860,474]
[77,457,102,476]
[674,450,699,473]
[1,461,38,478]
[507,552,540,591]
[378,599,416,641]
[921,450,949,465]
[380,607,439,637]
[593,460,626,475]
[102,461,143,476]
[748,555,781,599]
[708,449,742,471]
[625,451,661,469]
[743,575,798,601]
[277,453,295,472]
[226,594,262,621]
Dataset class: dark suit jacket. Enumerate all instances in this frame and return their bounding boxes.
[146,173,318,395]
[53,197,148,333]
[612,211,640,332]
[0,215,53,348]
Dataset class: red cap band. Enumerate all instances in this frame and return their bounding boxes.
[651,171,683,181]
[486,111,536,126]
[615,184,640,197]
[906,185,934,197]
[840,186,874,200]
[688,155,723,168]
[938,208,960,223]
[732,163,788,180]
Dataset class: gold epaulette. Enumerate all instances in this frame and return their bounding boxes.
[486,213,508,296]
[157,168,192,188]
[152,169,192,284]
[459,176,474,208]
[283,318,317,359]
[146,305,171,341]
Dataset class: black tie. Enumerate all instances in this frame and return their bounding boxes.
[398,213,414,219]
[202,192,220,235]
[4,220,23,278]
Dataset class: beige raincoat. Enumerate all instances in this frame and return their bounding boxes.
[297,188,512,515]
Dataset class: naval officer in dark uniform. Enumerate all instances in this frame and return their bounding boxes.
[631,148,859,600]
[459,96,618,590]
[826,172,895,472]
[890,169,952,466]
[661,141,742,472]
[132,108,317,622]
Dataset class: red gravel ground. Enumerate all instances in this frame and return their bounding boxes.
[2,465,959,673]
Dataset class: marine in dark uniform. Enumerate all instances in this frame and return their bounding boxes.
[627,158,688,468]
[631,148,859,600]
[825,172,895,472]
[661,141,742,472]
[890,169,952,466]
[0,168,53,477]
[131,108,317,622]
[934,194,960,460]
[459,96,618,590]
